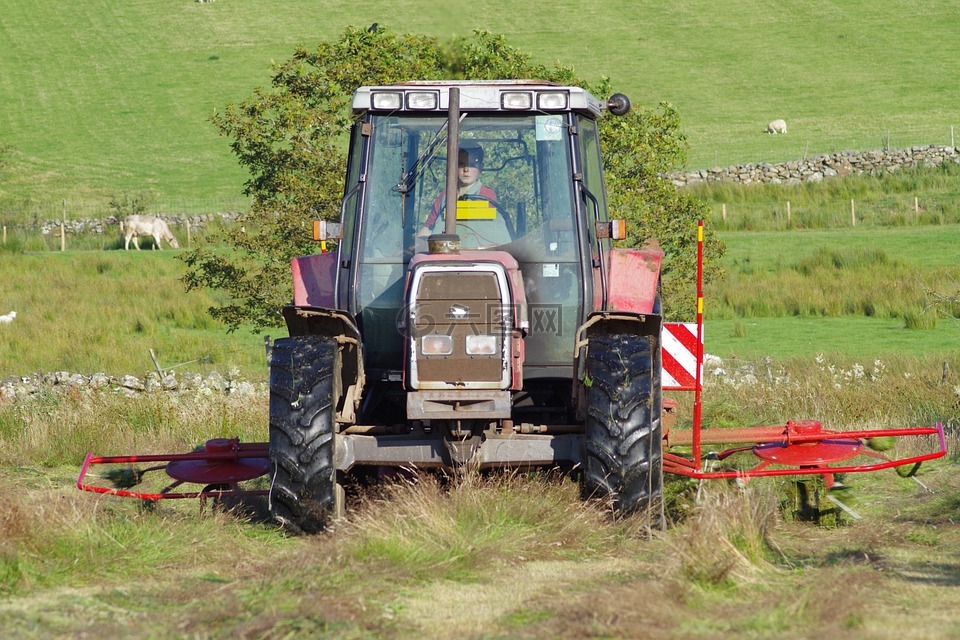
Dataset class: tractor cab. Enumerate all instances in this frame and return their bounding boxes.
[337,82,621,380]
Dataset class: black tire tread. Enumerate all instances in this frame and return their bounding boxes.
[268,335,338,533]
[581,333,663,515]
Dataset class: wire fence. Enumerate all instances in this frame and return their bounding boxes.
[706,192,960,231]
[0,196,251,227]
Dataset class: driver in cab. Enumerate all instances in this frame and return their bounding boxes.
[417,142,497,238]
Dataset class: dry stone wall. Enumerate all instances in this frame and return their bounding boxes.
[670,145,960,187]
[0,369,266,403]
[33,212,242,236]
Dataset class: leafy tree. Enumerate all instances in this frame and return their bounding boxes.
[183,26,723,331]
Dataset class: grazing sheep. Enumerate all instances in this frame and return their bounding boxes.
[0,311,16,324]
[123,215,180,250]
[767,119,787,134]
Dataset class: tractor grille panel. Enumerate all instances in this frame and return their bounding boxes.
[413,272,507,385]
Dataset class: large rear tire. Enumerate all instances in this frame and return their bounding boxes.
[269,335,340,533]
[581,333,664,518]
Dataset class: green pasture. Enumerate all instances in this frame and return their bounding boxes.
[1,0,958,208]
[701,224,960,358]
[0,251,267,379]
[716,224,960,272]
[0,222,957,380]
[705,315,960,360]
[693,162,960,232]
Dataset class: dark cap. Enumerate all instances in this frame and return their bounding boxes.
[458,143,483,168]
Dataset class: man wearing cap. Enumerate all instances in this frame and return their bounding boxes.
[417,142,498,237]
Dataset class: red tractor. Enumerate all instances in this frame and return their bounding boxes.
[79,80,945,531]
[272,81,665,531]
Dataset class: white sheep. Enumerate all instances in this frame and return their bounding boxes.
[0,311,16,324]
[767,119,787,134]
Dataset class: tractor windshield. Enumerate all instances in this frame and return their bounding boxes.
[353,113,583,370]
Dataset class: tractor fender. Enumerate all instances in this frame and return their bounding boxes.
[292,252,339,308]
[572,311,662,422]
[280,305,365,426]
[605,247,663,314]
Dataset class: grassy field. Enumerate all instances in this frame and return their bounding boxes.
[0,250,267,379]
[1,222,957,377]
[2,323,959,639]
[2,427,959,638]
[1,0,958,208]
[1,230,958,637]
[705,223,960,359]
[3,2,960,636]
[693,162,960,232]
[1,220,958,377]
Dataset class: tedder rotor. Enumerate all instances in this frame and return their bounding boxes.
[77,80,946,529]
[657,222,944,520]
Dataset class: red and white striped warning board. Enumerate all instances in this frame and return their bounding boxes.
[662,322,702,391]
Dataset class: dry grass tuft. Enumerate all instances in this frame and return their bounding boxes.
[0,390,267,467]
[0,495,32,551]
[341,469,647,581]
[665,481,782,588]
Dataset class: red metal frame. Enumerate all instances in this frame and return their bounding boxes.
[77,438,270,501]
[661,221,948,481]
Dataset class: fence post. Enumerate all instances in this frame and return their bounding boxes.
[722,203,727,222]
[2,226,5,245]
[851,199,856,226]
[915,196,919,218]
[61,200,67,251]
[786,200,791,225]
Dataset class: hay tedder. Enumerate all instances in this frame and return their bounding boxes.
[78,81,945,530]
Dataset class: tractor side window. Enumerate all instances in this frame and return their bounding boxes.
[577,117,609,248]
[338,122,366,274]
[355,117,434,368]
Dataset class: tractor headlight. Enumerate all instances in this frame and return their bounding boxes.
[537,91,569,110]
[421,334,453,356]
[501,91,533,110]
[371,92,403,110]
[465,334,498,356]
[406,91,439,110]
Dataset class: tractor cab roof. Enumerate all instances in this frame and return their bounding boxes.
[352,80,605,118]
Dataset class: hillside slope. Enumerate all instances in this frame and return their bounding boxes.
[1,0,957,205]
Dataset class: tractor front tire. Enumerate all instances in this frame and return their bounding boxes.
[581,333,664,519]
[269,335,340,534]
